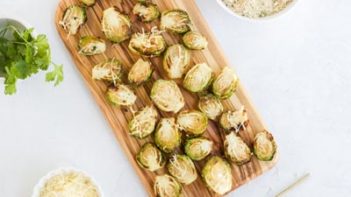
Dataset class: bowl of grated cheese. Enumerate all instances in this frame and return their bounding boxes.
[32,168,103,197]
[216,0,298,21]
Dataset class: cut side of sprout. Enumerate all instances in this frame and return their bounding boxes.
[219,107,248,132]
[92,59,124,85]
[212,67,239,99]
[136,142,165,171]
[79,0,95,6]
[167,154,198,185]
[183,63,213,93]
[224,132,252,165]
[253,131,277,161]
[177,110,208,137]
[154,118,182,153]
[78,36,106,56]
[106,85,137,106]
[128,106,158,139]
[133,3,160,22]
[151,79,185,113]
[160,9,191,34]
[59,5,87,35]
[184,137,213,161]
[129,27,166,57]
[182,31,208,50]
[198,94,224,120]
[101,7,131,43]
[154,175,182,197]
[201,156,232,195]
[163,44,191,79]
[128,58,153,85]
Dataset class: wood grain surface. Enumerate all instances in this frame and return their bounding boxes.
[55,0,278,196]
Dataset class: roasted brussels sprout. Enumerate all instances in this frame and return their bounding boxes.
[183,63,213,93]
[128,106,158,138]
[219,107,248,132]
[78,36,106,56]
[136,142,165,171]
[133,3,160,22]
[92,59,124,85]
[201,156,232,195]
[59,5,87,35]
[128,58,153,85]
[198,94,223,120]
[151,80,185,113]
[154,175,182,197]
[184,137,213,161]
[253,131,277,161]
[154,118,181,153]
[160,9,191,34]
[177,110,208,136]
[212,67,239,99]
[163,44,191,79]
[129,28,166,57]
[79,0,95,6]
[182,31,208,50]
[224,132,252,165]
[106,85,137,106]
[102,7,131,43]
[167,154,197,185]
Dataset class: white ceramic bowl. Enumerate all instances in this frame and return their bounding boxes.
[32,168,104,197]
[216,0,298,21]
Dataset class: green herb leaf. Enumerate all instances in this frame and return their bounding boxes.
[0,25,63,95]
[46,64,64,86]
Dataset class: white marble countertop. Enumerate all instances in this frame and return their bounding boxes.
[1,0,351,196]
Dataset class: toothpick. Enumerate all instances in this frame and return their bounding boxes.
[275,173,310,197]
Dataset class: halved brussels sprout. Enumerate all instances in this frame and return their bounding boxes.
[79,0,95,6]
[167,154,197,185]
[160,9,191,34]
[201,156,232,195]
[92,59,124,85]
[177,110,208,136]
[136,142,165,171]
[212,67,239,99]
[133,3,160,22]
[154,175,182,197]
[129,28,166,57]
[106,85,136,106]
[219,107,248,132]
[182,31,208,50]
[59,5,87,35]
[163,44,191,79]
[128,58,153,85]
[78,36,106,56]
[150,80,185,113]
[154,118,181,153]
[198,94,224,120]
[183,63,213,93]
[184,137,213,161]
[253,131,277,161]
[102,7,131,43]
[128,106,158,138]
[224,132,252,165]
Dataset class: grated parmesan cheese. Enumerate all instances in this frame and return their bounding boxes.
[222,0,294,18]
[39,171,100,197]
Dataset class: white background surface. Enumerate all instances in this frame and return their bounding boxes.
[1,0,351,196]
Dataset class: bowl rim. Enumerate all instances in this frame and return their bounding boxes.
[31,167,104,197]
[216,0,299,22]
[0,13,32,29]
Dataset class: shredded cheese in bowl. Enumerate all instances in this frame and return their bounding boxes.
[220,0,295,19]
[32,168,102,197]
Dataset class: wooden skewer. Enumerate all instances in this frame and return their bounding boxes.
[275,173,310,197]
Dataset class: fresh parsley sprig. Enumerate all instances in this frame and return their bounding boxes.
[0,25,64,95]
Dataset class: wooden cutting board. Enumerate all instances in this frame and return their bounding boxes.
[55,0,278,196]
